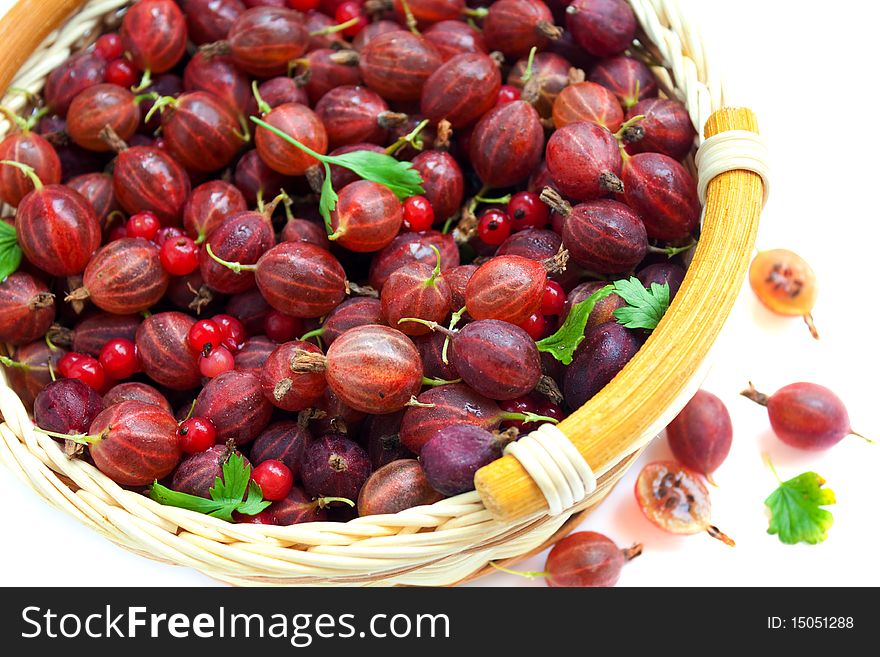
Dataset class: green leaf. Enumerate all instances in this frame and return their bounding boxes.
[765,471,836,545]
[237,480,272,517]
[324,149,425,200]
[612,277,670,330]
[0,221,22,280]
[209,453,251,505]
[537,285,615,364]
[318,163,337,229]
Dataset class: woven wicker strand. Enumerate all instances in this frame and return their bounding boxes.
[0,0,766,586]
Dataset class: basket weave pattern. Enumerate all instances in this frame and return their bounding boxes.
[0,0,743,586]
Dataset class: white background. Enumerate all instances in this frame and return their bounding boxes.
[0,0,877,587]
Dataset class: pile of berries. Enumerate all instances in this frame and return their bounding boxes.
[0,0,702,527]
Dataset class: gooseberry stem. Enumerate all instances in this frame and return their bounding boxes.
[205,243,257,274]
[520,47,538,83]
[315,496,355,509]
[385,118,430,156]
[424,245,442,287]
[706,525,736,547]
[399,0,419,34]
[34,427,102,445]
[498,411,560,425]
[614,114,646,141]
[474,193,512,205]
[850,431,876,445]
[421,376,461,387]
[144,94,178,123]
[131,69,153,93]
[252,80,272,116]
[441,306,467,364]
[463,7,488,18]
[740,382,769,407]
[0,159,42,190]
[0,355,27,370]
[398,317,456,337]
[405,395,436,408]
[299,327,327,342]
[647,241,697,258]
[803,314,820,340]
[309,16,360,37]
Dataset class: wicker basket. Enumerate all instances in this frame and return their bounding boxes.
[0,0,768,586]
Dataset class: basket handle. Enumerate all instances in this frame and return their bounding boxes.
[474,107,767,523]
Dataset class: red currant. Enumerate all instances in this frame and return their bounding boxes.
[500,396,538,431]
[497,85,522,105]
[199,345,235,378]
[536,399,565,423]
[403,195,435,232]
[334,2,367,37]
[126,211,161,241]
[252,459,294,501]
[177,417,217,454]
[287,0,320,9]
[58,352,106,391]
[264,310,303,343]
[94,33,123,61]
[187,319,223,353]
[213,314,247,352]
[508,191,550,230]
[104,59,138,88]
[155,226,184,246]
[160,236,199,276]
[541,281,566,316]
[98,338,139,380]
[519,312,546,341]
[107,225,128,242]
[476,208,512,247]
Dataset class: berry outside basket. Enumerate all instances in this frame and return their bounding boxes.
[0,0,768,586]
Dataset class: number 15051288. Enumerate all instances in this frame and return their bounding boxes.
[768,617,855,629]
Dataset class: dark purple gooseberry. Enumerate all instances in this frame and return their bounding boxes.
[183,52,254,116]
[0,272,55,346]
[137,73,183,135]
[364,410,414,470]
[257,76,309,108]
[420,423,511,496]
[250,421,310,478]
[638,262,686,301]
[622,152,701,242]
[66,173,119,221]
[563,321,641,410]
[443,264,477,313]
[666,390,732,479]
[507,51,571,119]
[103,382,173,413]
[546,121,623,201]
[3,341,67,410]
[319,297,384,346]
[62,312,142,357]
[166,270,218,315]
[357,459,444,516]
[411,150,464,224]
[359,31,442,102]
[281,217,332,251]
[311,387,368,437]
[233,149,288,206]
[300,433,372,500]
[234,335,276,371]
[625,98,696,161]
[227,6,309,78]
[43,51,107,116]
[470,100,545,188]
[172,444,249,498]
[261,340,327,411]
[193,369,273,445]
[136,311,202,390]
[34,378,103,436]
[315,85,401,149]
[413,331,459,382]
[368,230,460,290]
[421,53,501,129]
[184,0,246,45]
[270,487,331,525]
[183,180,248,244]
[589,56,658,109]
[449,320,542,400]
[226,288,271,335]
[565,0,636,57]
[483,0,560,59]
[297,49,363,105]
[304,10,348,51]
[548,28,598,70]
[423,19,487,62]
[200,211,276,294]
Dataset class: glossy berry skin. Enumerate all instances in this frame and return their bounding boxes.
[542,281,566,316]
[87,401,181,486]
[126,212,160,241]
[250,421,309,476]
[667,390,732,477]
[552,81,624,131]
[451,320,542,400]
[15,185,101,276]
[301,434,371,500]
[67,173,118,221]
[765,383,854,451]
[199,345,235,377]
[749,250,818,319]
[496,85,522,105]
[546,532,633,587]
[623,153,701,242]
[59,353,105,392]
[194,369,273,445]
[508,191,550,231]
[403,195,435,231]
[466,255,547,325]
[161,236,200,276]
[121,0,188,74]
[183,180,247,243]
[67,313,141,357]
[563,322,641,409]
[234,336,275,371]
[256,242,348,318]
[477,209,512,246]
[413,331,458,383]
[177,417,217,454]
[421,423,503,496]
[281,218,332,251]
[483,0,558,59]
[363,411,411,469]
[423,20,487,61]
[103,382,172,413]
[391,0,463,25]
[104,59,138,88]
[625,98,696,161]
[266,487,324,525]
[369,230,460,290]
[638,262,686,301]
[566,0,635,57]
[255,103,328,176]
[258,76,309,109]
[561,199,648,273]
[228,6,309,77]
[183,52,253,116]
[315,86,395,149]
[80,238,170,314]
[381,262,452,336]
[470,101,544,188]
[214,314,246,352]
[317,297,383,346]
[421,53,501,128]
[563,282,626,335]
[0,132,62,207]
[159,92,245,172]
[172,444,249,498]
[443,264,476,313]
[297,49,362,104]
[359,31,442,102]
[200,211,276,294]
[590,56,658,109]
[0,272,55,346]
[113,146,191,226]
[507,51,570,119]
[546,121,623,201]
[43,52,107,116]
[263,311,301,343]
[187,319,223,353]
[4,341,68,410]
[358,459,443,516]
[519,312,546,340]
[330,180,405,252]
[67,84,140,152]
[34,379,104,436]
[323,325,423,414]
[98,338,139,380]
[334,2,367,37]
[261,340,327,410]
[252,459,294,501]
[233,149,286,207]
[136,312,202,390]
[184,0,245,45]
[411,151,464,224]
